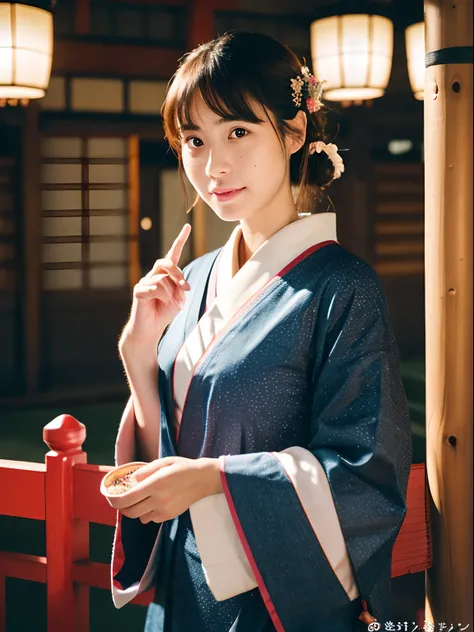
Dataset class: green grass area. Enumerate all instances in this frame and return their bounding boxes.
[0,400,124,465]
[400,358,426,463]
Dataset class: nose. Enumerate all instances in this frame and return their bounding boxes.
[205,147,231,179]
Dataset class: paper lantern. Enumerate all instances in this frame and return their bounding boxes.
[0,2,53,99]
[310,14,394,101]
[405,22,425,101]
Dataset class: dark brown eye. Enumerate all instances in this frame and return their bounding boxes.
[188,137,203,148]
[231,128,248,139]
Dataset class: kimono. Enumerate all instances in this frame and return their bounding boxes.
[111,212,412,632]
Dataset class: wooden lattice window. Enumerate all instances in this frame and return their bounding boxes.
[373,163,424,276]
[41,136,139,291]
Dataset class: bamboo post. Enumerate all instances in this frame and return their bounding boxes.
[424,0,473,625]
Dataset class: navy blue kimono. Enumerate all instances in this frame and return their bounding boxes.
[111,213,412,632]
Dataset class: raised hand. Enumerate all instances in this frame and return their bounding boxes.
[121,223,192,348]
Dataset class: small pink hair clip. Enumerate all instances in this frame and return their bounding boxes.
[309,141,345,180]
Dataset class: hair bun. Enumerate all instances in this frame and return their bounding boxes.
[307,148,336,188]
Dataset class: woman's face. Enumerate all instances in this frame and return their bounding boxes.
[179,94,296,224]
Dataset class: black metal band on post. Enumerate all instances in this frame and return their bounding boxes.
[426,46,473,67]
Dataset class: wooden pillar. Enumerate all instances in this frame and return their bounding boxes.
[191,197,208,259]
[334,104,374,265]
[128,136,140,286]
[184,0,236,258]
[75,0,90,35]
[186,0,216,258]
[424,0,473,624]
[22,103,41,394]
[187,0,215,51]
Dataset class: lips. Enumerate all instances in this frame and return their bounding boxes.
[210,187,245,195]
[210,187,246,202]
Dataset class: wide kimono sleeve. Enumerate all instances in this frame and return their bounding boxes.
[110,398,165,608]
[189,262,412,629]
[110,259,198,609]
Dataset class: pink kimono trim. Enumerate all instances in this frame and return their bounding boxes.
[219,457,285,632]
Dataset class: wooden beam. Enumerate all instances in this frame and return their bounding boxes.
[39,113,166,139]
[52,40,184,78]
[424,0,473,624]
[22,102,41,395]
[110,0,186,4]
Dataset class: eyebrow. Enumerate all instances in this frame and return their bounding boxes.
[179,117,259,133]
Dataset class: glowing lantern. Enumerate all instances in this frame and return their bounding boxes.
[310,14,394,102]
[405,22,425,101]
[0,2,53,100]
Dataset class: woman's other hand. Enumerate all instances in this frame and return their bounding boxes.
[115,456,223,523]
[120,224,192,350]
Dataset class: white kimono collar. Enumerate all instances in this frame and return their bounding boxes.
[174,212,338,436]
[208,212,337,309]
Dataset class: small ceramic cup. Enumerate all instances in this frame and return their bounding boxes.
[100,461,148,509]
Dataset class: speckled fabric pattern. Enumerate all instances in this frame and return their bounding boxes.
[135,242,411,631]
[159,511,265,632]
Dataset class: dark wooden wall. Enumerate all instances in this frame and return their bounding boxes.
[0,123,23,396]
[0,0,425,400]
[39,291,130,390]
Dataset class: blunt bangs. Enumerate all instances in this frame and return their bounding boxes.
[162,45,270,152]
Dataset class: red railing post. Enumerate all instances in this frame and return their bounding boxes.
[43,414,89,632]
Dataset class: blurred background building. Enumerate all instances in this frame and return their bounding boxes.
[0,0,425,404]
[0,1,430,628]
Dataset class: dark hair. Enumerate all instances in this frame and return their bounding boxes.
[161,31,338,214]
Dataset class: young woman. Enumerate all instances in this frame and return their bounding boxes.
[111,31,412,632]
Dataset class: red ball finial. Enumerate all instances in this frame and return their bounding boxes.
[43,414,86,453]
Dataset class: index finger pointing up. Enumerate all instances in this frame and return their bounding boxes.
[167,223,192,266]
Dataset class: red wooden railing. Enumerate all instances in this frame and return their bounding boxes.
[0,414,432,632]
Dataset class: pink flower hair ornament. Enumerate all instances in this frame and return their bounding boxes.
[290,66,326,114]
[309,141,345,180]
